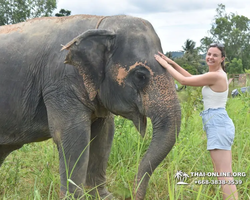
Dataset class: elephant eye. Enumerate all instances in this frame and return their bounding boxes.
[132,68,150,90]
[135,71,146,80]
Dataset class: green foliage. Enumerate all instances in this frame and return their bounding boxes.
[0,0,57,25]
[182,64,197,75]
[177,87,203,129]
[55,9,71,17]
[245,69,250,74]
[200,4,250,71]
[0,141,60,199]
[227,58,244,74]
[173,51,203,75]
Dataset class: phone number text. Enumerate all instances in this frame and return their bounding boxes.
[194,180,243,185]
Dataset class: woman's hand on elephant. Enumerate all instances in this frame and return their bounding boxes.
[158,52,175,65]
[154,54,171,69]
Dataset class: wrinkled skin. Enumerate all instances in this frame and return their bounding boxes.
[0,15,181,199]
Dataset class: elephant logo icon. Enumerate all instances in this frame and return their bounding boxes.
[175,170,189,185]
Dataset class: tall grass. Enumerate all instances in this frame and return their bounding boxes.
[0,87,249,199]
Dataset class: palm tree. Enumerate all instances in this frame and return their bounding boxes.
[182,39,196,54]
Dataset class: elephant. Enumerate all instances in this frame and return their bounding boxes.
[0,15,181,199]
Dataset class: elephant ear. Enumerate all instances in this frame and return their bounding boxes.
[61,29,116,101]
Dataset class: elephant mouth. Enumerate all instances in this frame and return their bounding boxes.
[133,114,147,138]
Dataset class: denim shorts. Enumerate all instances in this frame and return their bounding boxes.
[200,108,235,151]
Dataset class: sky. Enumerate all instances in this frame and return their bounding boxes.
[54,0,250,53]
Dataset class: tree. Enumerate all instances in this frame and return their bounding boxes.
[200,4,250,71]
[173,39,204,75]
[227,58,244,74]
[182,64,197,75]
[55,9,71,17]
[0,0,57,25]
[182,39,196,54]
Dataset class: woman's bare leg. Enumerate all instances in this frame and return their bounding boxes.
[210,149,238,200]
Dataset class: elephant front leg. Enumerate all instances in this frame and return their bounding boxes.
[86,114,114,200]
[46,105,92,199]
[57,127,91,199]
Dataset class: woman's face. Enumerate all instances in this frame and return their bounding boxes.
[206,47,225,67]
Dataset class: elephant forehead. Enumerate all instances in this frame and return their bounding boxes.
[113,62,154,86]
[128,62,154,75]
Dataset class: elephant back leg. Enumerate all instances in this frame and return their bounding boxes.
[86,114,114,200]
[0,144,23,166]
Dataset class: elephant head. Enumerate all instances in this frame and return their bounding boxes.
[62,16,181,199]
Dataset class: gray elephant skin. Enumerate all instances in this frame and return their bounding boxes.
[0,15,181,199]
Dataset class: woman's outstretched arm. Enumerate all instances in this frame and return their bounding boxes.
[155,53,219,87]
[158,52,192,77]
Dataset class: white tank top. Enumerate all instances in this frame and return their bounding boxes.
[202,86,228,111]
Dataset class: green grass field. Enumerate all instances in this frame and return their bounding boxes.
[0,87,249,200]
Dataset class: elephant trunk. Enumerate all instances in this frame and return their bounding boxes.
[135,100,181,199]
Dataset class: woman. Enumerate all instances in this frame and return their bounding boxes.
[154,43,238,200]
